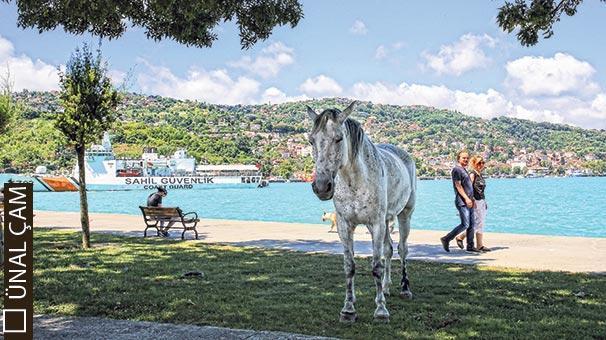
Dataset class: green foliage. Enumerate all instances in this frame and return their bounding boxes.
[56,44,119,149]
[0,118,67,171]
[584,160,606,174]
[0,70,19,134]
[0,93,14,134]
[497,0,606,46]
[6,93,606,177]
[8,0,303,49]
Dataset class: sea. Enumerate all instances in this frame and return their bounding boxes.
[1,175,605,238]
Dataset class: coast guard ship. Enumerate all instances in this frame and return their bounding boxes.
[32,132,262,192]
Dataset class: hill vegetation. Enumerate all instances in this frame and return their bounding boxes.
[1,91,605,178]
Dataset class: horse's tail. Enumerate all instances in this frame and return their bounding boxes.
[406,154,417,193]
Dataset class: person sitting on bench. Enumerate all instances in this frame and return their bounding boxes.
[147,186,173,237]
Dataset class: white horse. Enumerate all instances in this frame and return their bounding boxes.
[307,101,416,323]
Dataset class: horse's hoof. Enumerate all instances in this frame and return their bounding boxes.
[373,307,390,323]
[373,314,390,323]
[339,311,357,323]
[400,290,413,299]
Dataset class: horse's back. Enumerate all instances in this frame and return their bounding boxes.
[377,144,417,197]
[377,144,415,175]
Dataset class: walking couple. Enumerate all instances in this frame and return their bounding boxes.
[440,150,491,253]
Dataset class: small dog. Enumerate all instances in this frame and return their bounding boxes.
[321,211,337,233]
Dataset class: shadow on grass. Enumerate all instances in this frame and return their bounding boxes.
[11,229,606,339]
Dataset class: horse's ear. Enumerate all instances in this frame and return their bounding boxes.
[338,101,357,123]
[307,106,318,121]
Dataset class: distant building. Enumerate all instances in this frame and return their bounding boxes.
[510,161,527,171]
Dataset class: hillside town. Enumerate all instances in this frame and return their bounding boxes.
[4,91,606,180]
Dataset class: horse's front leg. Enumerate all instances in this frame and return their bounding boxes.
[337,215,357,323]
[370,220,390,322]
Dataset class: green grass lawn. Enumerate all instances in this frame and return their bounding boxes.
[4,229,605,339]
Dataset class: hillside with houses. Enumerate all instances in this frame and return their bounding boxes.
[1,91,605,179]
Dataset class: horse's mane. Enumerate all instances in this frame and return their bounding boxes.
[312,108,365,160]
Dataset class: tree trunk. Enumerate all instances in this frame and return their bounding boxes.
[77,145,91,249]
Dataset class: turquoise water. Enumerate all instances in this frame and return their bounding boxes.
[2,175,605,238]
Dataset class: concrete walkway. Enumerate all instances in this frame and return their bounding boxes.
[35,210,606,274]
[33,315,335,339]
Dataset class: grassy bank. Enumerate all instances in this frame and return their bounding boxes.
[6,229,605,339]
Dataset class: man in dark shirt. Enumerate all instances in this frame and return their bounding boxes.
[147,186,166,207]
[440,151,478,252]
[147,186,172,236]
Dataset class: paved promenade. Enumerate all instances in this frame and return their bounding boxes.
[35,210,606,273]
[33,315,334,340]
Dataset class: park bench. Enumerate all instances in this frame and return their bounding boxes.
[139,206,200,240]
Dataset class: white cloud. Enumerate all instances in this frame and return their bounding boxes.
[375,45,387,60]
[349,78,606,129]
[350,20,368,35]
[138,60,260,105]
[108,69,127,87]
[351,81,509,119]
[299,75,343,97]
[0,34,59,91]
[509,105,566,124]
[505,53,599,96]
[260,87,309,104]
[374,41,406,61]
[591,94,606,114]
[0,36,14,59]
[351,81,452,108]
[422,33,496,76]
[452,89,512,119]
[228,42,295,78]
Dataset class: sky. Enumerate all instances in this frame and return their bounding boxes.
[1,0,606,129]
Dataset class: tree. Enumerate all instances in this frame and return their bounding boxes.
[7,0,303,49]
[0,68,17,134]
[56,44,119,248]
[497,0,606,46]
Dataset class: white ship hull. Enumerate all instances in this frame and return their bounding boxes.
[87,175,262,191]
[31,175,263,192]
[28,132,265,192]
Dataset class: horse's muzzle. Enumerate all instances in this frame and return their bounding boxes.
[312,179,334,201]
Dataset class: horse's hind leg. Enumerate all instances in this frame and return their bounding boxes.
[397,205,414,299]
[337,216,357,323]
[382,222,393,296]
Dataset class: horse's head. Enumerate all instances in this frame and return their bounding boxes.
[307,101,357,201]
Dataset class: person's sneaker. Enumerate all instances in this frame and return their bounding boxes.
[466,248,481,253]
[440,237,450,252]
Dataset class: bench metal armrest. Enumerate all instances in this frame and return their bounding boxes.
[182,211,198,221]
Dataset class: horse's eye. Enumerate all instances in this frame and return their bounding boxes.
[335,137,343,143]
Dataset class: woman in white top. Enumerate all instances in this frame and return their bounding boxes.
[456,155,490,251]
